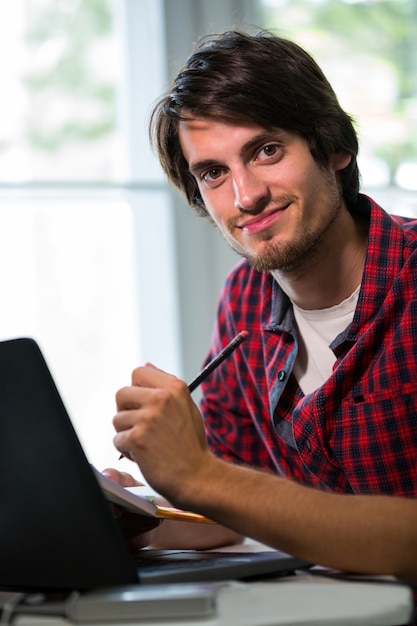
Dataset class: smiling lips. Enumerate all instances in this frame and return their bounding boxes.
[238,204,289,235]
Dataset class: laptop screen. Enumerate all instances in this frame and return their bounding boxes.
[0,338,137,591]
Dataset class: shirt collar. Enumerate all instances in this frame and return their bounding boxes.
[266,194,407,342]
[344,194,406,342]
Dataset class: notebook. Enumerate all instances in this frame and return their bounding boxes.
[0,337,311,592]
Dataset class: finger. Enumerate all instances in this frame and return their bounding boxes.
[101,468,143,488]
[143,362,162,371]
[113,430,137,463]
[131,364,180,389]
[115,386,143,411]
[113,407,145,436]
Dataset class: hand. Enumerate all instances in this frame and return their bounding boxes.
[113,364,210,508]
[102,468,162,552]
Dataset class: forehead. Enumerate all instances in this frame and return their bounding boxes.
[178,116,283,166]
[178,116,264,140]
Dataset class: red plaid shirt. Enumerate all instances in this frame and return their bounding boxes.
[200,195,417,495]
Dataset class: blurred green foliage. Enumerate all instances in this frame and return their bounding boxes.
[23,0,115,151]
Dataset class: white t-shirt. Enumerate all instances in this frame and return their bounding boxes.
[292,285,360,395]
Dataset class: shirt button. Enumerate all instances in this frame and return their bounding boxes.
[306,439,311,451]
[278,370,286,381]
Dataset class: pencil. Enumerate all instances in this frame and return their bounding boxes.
[118,330,248,459]
[187,329,248,392]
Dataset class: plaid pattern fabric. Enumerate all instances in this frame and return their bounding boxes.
[200,195,417,495]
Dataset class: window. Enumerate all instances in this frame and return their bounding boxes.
[0,0,147,469]
[0,0,125,181]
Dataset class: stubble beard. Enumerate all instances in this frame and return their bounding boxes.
[242,231,321,273]
[227,190,344,274]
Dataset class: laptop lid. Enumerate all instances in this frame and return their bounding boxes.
[0,337,138,591]
[0,337,311,593]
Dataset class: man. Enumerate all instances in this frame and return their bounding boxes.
[108,30,417,579]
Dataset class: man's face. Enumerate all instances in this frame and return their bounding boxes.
[178,116,350,273]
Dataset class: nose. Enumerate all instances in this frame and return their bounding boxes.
[232,168,270,212]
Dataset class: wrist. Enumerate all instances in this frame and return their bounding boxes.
[172,451,226,513]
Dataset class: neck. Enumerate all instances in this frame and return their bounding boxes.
[271,209,369,310]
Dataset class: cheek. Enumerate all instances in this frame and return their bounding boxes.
[297,164,334,199]
[203,203,238,245]
[202,200,220,226]
[268,161,314,198]
[200,191,230,226]
[293,162,321,190]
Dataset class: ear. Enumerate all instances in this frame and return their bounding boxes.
[331,151,351,172]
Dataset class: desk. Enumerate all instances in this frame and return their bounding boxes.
[5,574,412,626]
[3,540,414,626]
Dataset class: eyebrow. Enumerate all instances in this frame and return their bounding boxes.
[188,130,285,177]
[189,158,221,177]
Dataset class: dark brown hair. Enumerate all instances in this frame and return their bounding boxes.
[149,30,359,216]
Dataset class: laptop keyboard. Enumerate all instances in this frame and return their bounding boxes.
[133,549,311,583]
[135,550,253,571]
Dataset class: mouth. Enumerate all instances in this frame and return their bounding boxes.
[237,204,289,235]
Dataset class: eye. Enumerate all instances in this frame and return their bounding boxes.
[199,167,227,188]
[257,143,281,161]
[202,167,223,182]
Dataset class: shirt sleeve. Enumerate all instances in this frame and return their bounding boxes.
[198,262,278,472]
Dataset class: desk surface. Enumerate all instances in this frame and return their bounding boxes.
[5,541,414,626]
[7,574,412,626]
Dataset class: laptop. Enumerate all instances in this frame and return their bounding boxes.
[0,337,311,593]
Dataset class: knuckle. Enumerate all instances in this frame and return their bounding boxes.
[172,378,189,394]
[152,387,172,408]
[115,385,129,405]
